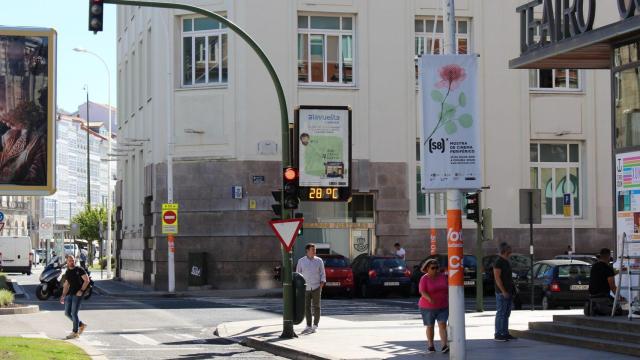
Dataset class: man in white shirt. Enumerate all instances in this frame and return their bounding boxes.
[394,243,406,260]
[295,243,326,332]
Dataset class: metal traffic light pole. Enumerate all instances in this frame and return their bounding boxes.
[101,0,295,337]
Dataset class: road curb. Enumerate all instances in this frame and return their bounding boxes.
[93,281,281,299]
[0,304,38,315]
[70,338,108,360]
[6,278,26,298]
[241,337,334,360]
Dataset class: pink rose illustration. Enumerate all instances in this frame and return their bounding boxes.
[436,64,466,90]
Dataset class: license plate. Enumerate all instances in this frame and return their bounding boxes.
[464,280,475,286]
[384,282,400,286]
[326,282,340,287]
[570,284,589,291]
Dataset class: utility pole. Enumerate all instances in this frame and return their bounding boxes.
[86,88,91,208]
[475,191,483,312]
[444,0,466,359]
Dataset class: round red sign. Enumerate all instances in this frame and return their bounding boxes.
[163,210,177,225]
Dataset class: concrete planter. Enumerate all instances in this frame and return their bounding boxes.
[0,304,39,315]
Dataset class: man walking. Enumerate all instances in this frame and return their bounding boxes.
[296,243,326,333]
[60,255,90,339]
[493,242,517,342]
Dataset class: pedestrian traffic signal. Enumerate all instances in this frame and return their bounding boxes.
[465,192,479,223]
[283,167,299,210]
[88,0,104,33]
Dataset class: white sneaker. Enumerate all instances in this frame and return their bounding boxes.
[303,326,313,333]
[312,325,318,331]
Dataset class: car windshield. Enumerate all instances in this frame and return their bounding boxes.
[372,258,405,269]
[323,257,349,268]
[558,264,590,279]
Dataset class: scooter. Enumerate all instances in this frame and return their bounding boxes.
[35,257,93,301]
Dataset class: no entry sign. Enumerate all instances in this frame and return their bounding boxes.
[162,203,179,234]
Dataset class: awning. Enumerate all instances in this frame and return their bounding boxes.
[510,16,640,70]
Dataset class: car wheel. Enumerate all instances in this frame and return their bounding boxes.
[542,295,554,310]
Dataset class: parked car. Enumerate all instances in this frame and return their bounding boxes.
[410,254,477,295]
[554,254,598,265]
[482,254,531,294]
[513,259,591,310]
[64,243,79,258]
[351,254,412,297]
[317,254,354,297]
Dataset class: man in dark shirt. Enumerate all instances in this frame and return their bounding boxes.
[589,248,617,298]
[60,255,90,339]
[493,242,516,342]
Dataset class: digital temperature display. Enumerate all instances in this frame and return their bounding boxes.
[308,187,339,200]
[301,187,350,202]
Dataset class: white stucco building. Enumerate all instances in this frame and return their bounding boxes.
[116,1,616,290]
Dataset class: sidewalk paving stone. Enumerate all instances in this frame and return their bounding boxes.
[217,309,639,359]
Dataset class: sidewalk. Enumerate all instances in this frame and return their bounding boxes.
[216,309,638,360]
[92,278,282,299]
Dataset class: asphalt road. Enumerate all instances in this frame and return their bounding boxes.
[6,268,497,359]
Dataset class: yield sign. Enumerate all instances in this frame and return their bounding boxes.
[269,218,304,252]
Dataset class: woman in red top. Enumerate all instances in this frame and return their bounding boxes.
[418,258,449,354]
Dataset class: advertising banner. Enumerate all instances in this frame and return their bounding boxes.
[0,27,56,195]
[447,209,463,287]
[420,54,480,190]
[297,106,350,188]
[616,152,640,267]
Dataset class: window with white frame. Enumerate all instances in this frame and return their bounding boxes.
[297,14,354,85]
[415,18,470,80]
[529,69,580,90]
[182,17,228,86]
[530,143,581,217]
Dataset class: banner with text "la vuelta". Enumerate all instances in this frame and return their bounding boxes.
[420,54,481,190]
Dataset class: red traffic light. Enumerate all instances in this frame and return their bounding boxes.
[283,167,298,181]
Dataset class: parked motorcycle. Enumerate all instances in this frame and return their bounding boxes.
[35,256,93,301]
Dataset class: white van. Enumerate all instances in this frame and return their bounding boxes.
[0,236,32,275]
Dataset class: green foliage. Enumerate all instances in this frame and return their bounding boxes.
[458,92,467,107]
[71,207,108,241]
[99,257,116,270]
[430,90,444,102]
[458,114,473,128]
[0,289,14,307]
[0,337,90,359]
[444,121,457,135]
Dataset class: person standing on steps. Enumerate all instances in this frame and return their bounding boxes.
[296,243,326,333]
[60,255,90,339]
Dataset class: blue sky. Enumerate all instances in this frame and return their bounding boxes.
[0,0,117,113]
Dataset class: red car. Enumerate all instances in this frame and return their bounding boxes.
[318,254,354,297]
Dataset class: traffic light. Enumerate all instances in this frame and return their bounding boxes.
[271,190,283,217]
[283,167,299,210]
[465,192,479,223]
[88,0,104,33]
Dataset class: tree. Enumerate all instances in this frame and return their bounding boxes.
[71,207,107,265]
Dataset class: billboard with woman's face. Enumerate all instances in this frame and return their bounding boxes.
[0,27,56,195]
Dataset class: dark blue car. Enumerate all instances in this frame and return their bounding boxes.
[351,254,412,298]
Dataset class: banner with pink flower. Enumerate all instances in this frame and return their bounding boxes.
[420,54,481,190]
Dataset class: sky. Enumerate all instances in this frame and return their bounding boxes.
[0,0,117,113]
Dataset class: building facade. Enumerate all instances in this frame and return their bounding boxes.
[116,0,616,290]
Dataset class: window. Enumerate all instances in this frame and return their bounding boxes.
[415,18,469,56]
[297,14,354,85]
[530,143,581,217]
[529,69,580,90]
[614,42,640,149]
[182,17,228,86]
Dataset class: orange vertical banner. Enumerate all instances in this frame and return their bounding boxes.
[447,209,463,287]
[430,228,437,255]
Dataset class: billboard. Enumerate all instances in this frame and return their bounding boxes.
[296,106,351,186]
[0,27,56,195]
[616,152,640,265]
[419,54,481,190]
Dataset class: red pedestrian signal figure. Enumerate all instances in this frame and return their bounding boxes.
[88,0,104,33]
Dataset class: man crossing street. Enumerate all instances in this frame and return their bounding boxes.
[296,243,326,333]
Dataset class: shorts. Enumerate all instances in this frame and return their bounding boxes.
[420,307,449,326]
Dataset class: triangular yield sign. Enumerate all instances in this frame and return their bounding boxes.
[269,218,304,252]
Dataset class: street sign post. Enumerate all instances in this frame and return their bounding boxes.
[520,189,542,311]
[162,203,179,234]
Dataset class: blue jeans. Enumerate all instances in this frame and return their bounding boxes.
[64,295,84,333]
[495,293,512,337]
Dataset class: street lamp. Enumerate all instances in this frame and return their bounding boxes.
[73,47,114,279]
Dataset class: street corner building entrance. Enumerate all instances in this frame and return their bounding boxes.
[510,0,640,302]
